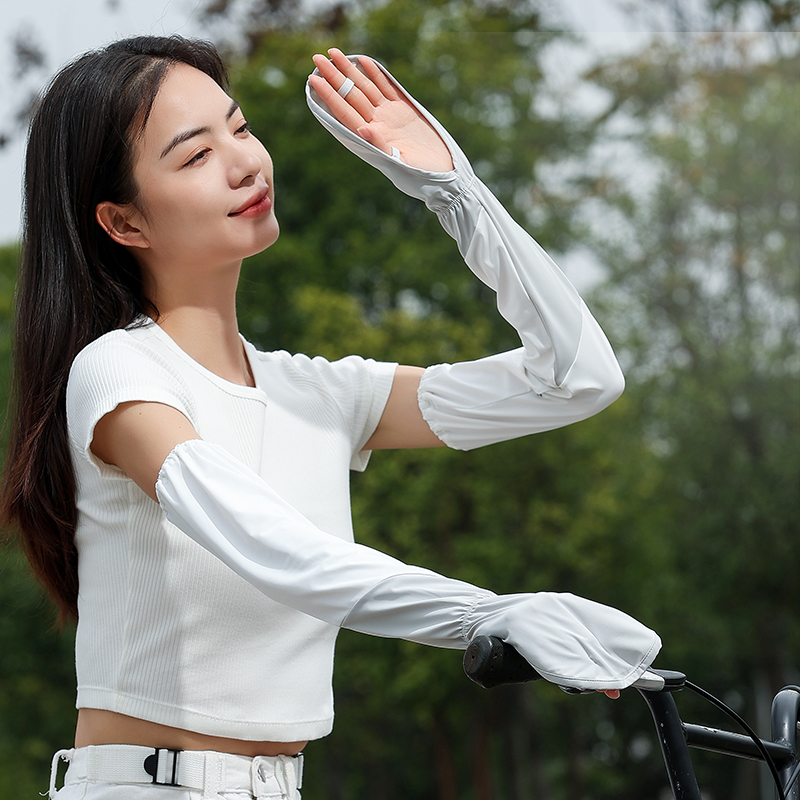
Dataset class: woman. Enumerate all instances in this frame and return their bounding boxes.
[1,36,660,800]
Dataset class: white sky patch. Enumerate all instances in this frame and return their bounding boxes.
[0,0,210,244]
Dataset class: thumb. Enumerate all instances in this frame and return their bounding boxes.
[357,126,390,155]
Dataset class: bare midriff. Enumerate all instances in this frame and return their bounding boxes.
[75,709,307,757]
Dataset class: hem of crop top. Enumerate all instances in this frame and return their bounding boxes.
[75,687,333,742]
[77,687,335,742]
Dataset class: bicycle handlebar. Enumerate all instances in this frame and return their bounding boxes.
[463,635,672,692]
[463,634,542,688]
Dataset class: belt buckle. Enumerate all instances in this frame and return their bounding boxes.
[143,748,182,786]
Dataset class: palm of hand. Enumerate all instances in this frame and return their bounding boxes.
[310,49,454,173]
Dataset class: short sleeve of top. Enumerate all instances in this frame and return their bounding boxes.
[66,329,198,478]
[252,348,396,472]
[66,324,398,477]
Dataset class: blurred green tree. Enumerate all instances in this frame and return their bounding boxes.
[573,32,800,798]
[626,0,799,30]
[0,244,78,797]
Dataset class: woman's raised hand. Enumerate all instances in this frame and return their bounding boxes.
[310,48,454,172]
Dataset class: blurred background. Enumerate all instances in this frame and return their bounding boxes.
[0,0,798,798]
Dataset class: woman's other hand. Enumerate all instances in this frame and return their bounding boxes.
[309,48,454,172]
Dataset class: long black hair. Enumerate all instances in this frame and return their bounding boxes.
[1,36,229,623]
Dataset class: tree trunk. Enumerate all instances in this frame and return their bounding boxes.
[433,709,459,800]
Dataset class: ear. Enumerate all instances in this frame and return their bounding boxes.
[95,201,150,249]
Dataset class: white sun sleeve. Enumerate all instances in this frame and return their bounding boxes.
[156,439,660,690]
[306,56,625,449]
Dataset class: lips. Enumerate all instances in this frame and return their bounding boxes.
[229,186,271,217]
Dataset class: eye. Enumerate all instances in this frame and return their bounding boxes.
[235,121,251,136]
[184,149,210,167]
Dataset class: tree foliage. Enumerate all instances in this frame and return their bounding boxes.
[0,244,78,797]
[619,0,799,31]
[573,32,800,796]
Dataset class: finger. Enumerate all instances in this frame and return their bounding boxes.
[311,53,352,95]
[308,73,369,135]
[319,49,384,111]
[355,124,391,156]
[311,53,377,124]
[357,54,401,102]
[308,73,390,154]
[326,48,386,106]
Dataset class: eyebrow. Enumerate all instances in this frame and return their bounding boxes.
[159,99,241,160]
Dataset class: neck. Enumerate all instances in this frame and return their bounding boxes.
[146,262,254,388]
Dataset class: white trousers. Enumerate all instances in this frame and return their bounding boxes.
[49,746,303,800]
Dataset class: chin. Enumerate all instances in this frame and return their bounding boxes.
[248,219,280,258]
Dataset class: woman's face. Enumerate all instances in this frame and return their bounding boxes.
[123,63,279,277]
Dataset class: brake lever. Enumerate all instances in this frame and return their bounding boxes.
[558,669,666,694]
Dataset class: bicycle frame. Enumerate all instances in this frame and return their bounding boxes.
[638,678,798,800]
[774,689,800,800]
[463,636,800,800]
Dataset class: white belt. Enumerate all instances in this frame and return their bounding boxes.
[50,745,303,798]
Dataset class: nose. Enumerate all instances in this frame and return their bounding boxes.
[228,137,264,186]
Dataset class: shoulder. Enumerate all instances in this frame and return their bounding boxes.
[248,346,396,394]
[70,321,175,377]
[69,321,191,387]
[67,322,197,446]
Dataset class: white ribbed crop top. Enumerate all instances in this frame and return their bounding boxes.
[65,319,396,741]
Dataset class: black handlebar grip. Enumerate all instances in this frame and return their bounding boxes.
[463,635,542,689]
